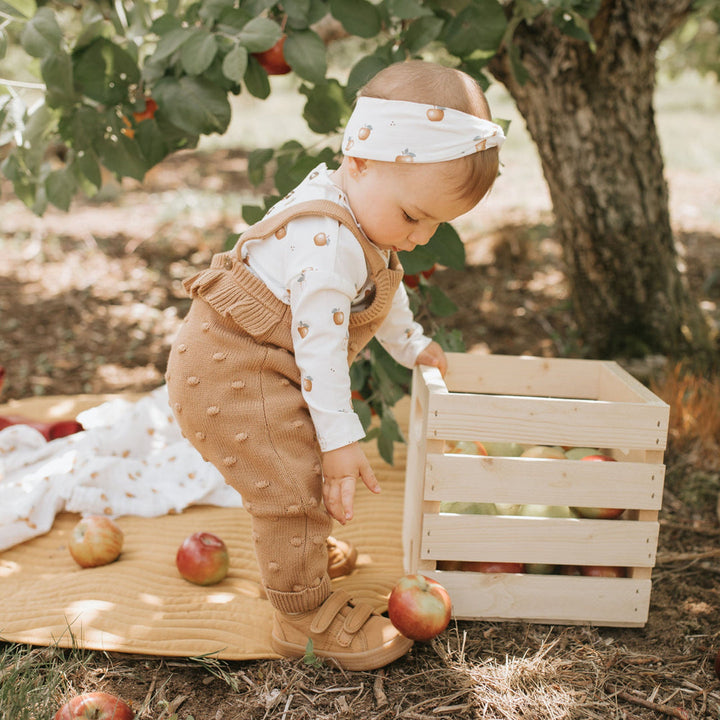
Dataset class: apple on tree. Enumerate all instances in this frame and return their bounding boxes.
[176,531,229,585]
[253,35,291,75]
[54,692,134,720]
[387,574,452,641]
[68,516,124,568]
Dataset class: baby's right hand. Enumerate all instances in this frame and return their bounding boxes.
[321,442,381,524]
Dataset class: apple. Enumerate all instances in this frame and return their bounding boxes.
[482,441,524,457]
[571,455,624,519]
[461,561,525,573]
[68,516,123,568]
[387,574,452,641]
[403,265,437,288]
[518,504,573,518]
[525,563,557,574]
[253,35,291,75]
[446,440,488,456]
[580,565,627,577]
[564,447,600,460]
[435,560,464,571]
[176,531,229,585]
[54,692,134,720]
[439,501,497,515]
[521,445,567,459]
[132,97,157,123]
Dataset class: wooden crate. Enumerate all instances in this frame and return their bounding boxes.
[402,353,670,627]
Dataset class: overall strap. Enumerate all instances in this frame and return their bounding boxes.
[237,199,390,275]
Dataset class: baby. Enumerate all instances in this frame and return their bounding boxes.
[166,59,503,670]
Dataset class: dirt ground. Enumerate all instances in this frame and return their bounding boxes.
[1,150,720,719]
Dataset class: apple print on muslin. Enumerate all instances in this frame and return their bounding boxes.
[314,232,328,246]
[426,107,444,122]
[332,308,344,325]
[297,321,309,338]
[358,125,372,140]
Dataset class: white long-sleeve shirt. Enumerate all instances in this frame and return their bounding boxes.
[241,164,431,452]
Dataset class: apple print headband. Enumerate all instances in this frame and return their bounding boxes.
[342,96,505,164]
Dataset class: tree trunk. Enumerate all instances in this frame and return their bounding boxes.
[489,0,716,364]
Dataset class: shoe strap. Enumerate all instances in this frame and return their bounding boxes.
[342,602,374,634]
[309,590,352,633]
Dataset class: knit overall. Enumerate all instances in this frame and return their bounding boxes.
[166,199,404,614]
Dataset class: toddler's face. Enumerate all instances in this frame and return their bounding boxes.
[343,160,475,254]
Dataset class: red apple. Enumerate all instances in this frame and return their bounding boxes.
[461,561,525,573]
[132,97,157,123]
[571,455,624,519]
[176,531,229,585]
[403,265,437,288]
[68,516,123,568]
[580,565,626,577]
[253,35,291,75]
[387,574,452,641]
[54,691,134,720]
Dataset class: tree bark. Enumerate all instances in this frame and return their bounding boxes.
[489,0,716,364]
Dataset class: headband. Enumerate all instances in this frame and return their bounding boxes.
[342,96,505,164]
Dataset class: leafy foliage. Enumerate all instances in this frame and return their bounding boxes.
[0,0,606,461]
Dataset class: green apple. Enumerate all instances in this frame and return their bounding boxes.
[518,504,574,518]
[495,503,523,515]
[481,441,524,457]
[439,501,497,515]
[446,440,488,456]
[521,445,567,459]
[525,562,557,574]
[564,447,600,460]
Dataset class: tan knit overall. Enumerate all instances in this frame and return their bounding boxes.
[166,199,404,614]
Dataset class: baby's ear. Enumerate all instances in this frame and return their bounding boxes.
[348,156,369,177]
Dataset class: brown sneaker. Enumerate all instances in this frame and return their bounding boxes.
[327,536,358,579]
[271,590,413,670]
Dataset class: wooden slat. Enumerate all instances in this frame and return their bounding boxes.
[423,570,651,626]
[598,361,670,407]
[425,393,668,450]
[420,514,658,567]
[442,353,604,398]
[424,454,664,510]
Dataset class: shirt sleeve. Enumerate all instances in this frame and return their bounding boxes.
[374,282,433,368]
[286,216,369,452]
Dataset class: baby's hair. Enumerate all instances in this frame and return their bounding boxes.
[358,60,500,206]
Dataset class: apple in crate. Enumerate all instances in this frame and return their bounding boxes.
[446,440,488,455]
[580,565,627,577]
[68,516,123,568]
[571,455,624,519]
[176,531,229,585]
[564,447,600,460]
[54,692,134,719]
[521,445,567,459]
[387,574,452,641]
[461,561,525,573]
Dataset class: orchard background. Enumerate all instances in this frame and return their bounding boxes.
[2,1,720,718]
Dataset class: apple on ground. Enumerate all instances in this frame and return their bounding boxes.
[253,35,291,75]
[580,565,627,577]
[387,574,452,641]
[461,561,525,573]
[564,446,600,460]
[571,454,625,519]
[176,531,230,585]
[521,445,567,459]
[54,692,134,720]
[68,516,123,568]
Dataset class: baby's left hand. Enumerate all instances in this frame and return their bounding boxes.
[415,341,448,376]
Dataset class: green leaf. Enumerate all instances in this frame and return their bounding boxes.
[238,16,283,53]
[222,43,248,82]
[300,79,349,134]
[21,7,62,58]
[242,204,266,225]
[330,0,382,38]
[247,147,274,186]
[398,245,434,274]
[352,398,373,432]
[97,132,148,180]
[283,30,327,84]
[72,38,140,105]
[243,55,271,99]
[181,28,218,75]
[425,222,465,270]
[433,326,465,352]
[401,14,444,53]
[135,119,170,167]
[153,76,231,135]
[75,149,102,190]
[151,26,191,63]
[283,0,312,28]
[0,1,33,19]
[425,284,458,316]
[41,51,74,107]
[388,0,432,20]
[46,167,76,211]
[377,410,404,465]
[345,54,389,101]
[444,0,506,56]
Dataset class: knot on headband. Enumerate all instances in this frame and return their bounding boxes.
[342,97,505,164]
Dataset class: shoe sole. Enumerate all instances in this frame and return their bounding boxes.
[271,633,413,671]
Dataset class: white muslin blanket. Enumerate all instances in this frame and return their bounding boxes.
[0,385,241,551]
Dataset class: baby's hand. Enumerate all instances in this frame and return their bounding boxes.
[415,341,448,376]
[321,442,380,524]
